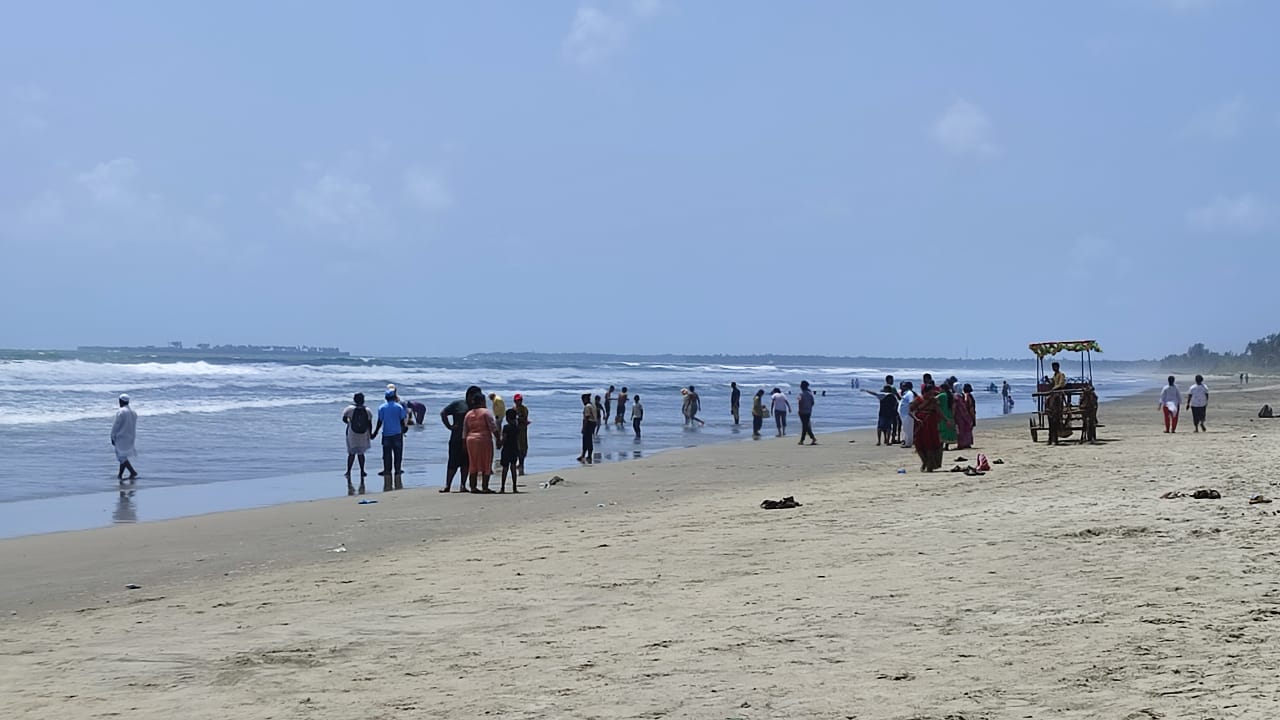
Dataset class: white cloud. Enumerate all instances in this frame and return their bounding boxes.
[402,167,453,212]
[1185,96,1246,140]
[931,99,998,157]
[287,172,377,226]
[1187,194,1272,234]
[76,158,140,207]
[564,6,628,68]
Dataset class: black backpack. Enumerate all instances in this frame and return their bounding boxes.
[349,406,371,434]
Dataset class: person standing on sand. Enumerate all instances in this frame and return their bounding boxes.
[615,387,629,427]
[578,393,598,463]
[910,381,942,471]
[797,380,817,445]
[1187,375,1209,433]
[770,387,790,436]
[1160,376,1181,433]
[686,385,705,426]
[439,386,479,493]
[464,392,500,493]
[604,385,615,424]
[499,408,520,493]
[373,388,408,490]
[897,381,916,448]
[751,389,767,438]
[862,384,898,446]
[730,382,741,425]
[342,392,373,494]
[954,383,976,450]
[884,375,900,443]
[937,381,958,451]
[631,394,644,438]
[1079,383,1099,444]
[513,393,530,473]
[111,393,138,482]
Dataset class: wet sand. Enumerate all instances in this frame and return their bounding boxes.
[3,379,1279,719]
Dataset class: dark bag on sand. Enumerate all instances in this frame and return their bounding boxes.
[1261,405,1274,419]
[349,407,371,434]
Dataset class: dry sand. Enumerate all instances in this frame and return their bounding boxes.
[3,379,1280,719]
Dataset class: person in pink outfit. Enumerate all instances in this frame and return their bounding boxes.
[464,392,501,493]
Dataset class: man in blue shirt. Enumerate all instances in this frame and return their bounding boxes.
[373,389,408,490]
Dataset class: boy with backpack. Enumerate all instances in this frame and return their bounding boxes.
[343,392,374,494]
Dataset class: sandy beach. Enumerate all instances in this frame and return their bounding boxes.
[3,378,1279,719]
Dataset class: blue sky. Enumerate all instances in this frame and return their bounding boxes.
[2,0,1277,359]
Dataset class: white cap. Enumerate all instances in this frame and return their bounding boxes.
[119,393,130,403]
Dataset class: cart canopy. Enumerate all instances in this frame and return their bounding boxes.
[1028,340,1102,358]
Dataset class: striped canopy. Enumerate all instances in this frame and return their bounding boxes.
[1028,340,1102,357]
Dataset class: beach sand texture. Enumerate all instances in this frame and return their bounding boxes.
[3,381,1279,719]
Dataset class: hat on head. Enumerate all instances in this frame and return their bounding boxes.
[119,393,130,403]
[513,393,523,402]
[385,389,396,399]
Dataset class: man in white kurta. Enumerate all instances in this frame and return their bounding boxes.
[111,393,138,481]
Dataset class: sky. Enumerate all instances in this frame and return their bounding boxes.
[2,0,1278,360]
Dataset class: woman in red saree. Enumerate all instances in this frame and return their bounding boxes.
[954,383,976,450]
[910,382,943,472]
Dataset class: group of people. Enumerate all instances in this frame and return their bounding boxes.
[578,390,645,462]
[342,385,530,495]
[744,382,819,443]
[870,374,978,472]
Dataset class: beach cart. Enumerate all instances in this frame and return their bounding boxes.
[1028,340,1101,442]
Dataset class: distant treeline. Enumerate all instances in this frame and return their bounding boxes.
[469,351,1155,370]
[1161,333,1280,372]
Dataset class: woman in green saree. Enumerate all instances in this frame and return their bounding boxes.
[937,380,958,450]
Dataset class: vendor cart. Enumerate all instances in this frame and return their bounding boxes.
[1028,340,1102,442]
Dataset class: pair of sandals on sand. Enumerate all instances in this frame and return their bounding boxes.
[1160,489,1225,500]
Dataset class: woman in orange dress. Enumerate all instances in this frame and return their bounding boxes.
[464,392,500,493]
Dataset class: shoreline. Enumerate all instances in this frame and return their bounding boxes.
[0,383,1148,539]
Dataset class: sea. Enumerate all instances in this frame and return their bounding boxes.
[0,350,1150,538]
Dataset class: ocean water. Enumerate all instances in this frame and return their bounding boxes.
[0,351,1149,535]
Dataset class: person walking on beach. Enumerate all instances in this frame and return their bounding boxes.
[862,384,898,446]
[686,385,705,427]
[342,392,373,494]
[797,381,817,445]
[513,393,530,473]
[578,393,598,464]
[1001,380,1014,414]
[730,382,741,425]
[1187,375,1209,433]
[593,395,605,436]
[910,381,943,471]
[631,394,644,438]
[440,386,480,492]
[681,388,693,425]
[770,387,790,436]
[604,385,615,424]
[111,393,138,482]
[751,389,767,438]
[898,381,916,448]
[615,387,629,427]
[373,388,408,490]
[464,392,500,493]
[499,408,520,493]
[1160,376,1181,433]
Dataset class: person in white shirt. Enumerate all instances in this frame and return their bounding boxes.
[897,381,916,448]
[1186,374,1209,432]
[769,388,790,437]
[111,393,139,482]
[1159,376,1181,433]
